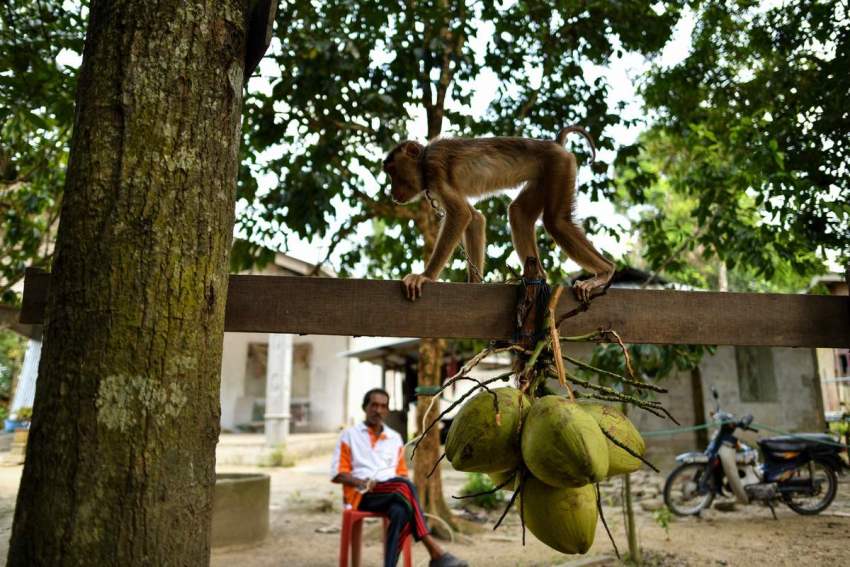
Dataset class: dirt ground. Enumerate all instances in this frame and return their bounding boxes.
[0,455,848,566]
[206,455,850,567]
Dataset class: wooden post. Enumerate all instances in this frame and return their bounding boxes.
[691,366,709,449]
[845,266,850,436]
[621,400,641,564]
[845,264,849,319]
[624,472,641,564]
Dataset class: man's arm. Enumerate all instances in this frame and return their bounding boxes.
[332,472,371,491]
[395,445,409,478]
[330,432,373,492]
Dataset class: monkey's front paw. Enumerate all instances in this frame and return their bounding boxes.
[402,273,433,301]
[572,280,594,304]
[572,275,611,303]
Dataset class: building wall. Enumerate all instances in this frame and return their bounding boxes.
[219,332,355,433]
[344,360,384,429]
[817,348,842,413]
[294,334,350,433]
[220,331,268,431]
[344,337,386,429]
[700,346,824,434]
[546,343,823,465]
[629,368,699,462]
[336,340,825,465]
[561,343,700,462]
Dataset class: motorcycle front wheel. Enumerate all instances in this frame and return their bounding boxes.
[663,462,715,516]
[782,460,838,515]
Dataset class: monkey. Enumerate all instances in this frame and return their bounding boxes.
[382,126,614,303]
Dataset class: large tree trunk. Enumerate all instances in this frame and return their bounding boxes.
[7,2,248,565]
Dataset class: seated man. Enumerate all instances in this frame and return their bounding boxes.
[331,388,468,567]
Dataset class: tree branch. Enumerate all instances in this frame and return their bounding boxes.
[432,0,465,134]
[641,208,721,289]
[406,0,433,114]
[309,212,370,276]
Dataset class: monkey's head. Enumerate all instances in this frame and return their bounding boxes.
[382,141,425,204]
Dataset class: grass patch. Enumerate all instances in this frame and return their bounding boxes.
[260,444,296,467]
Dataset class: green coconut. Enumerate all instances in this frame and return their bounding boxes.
[580,403,645,476]
[522,477,597,554]
[445,387,529,473]
[521,396,609,487]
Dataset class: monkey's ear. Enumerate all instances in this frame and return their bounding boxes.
[402,142,422,159]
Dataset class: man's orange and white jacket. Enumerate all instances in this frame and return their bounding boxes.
[330,421,409,509]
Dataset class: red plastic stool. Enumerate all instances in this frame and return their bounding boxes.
[339,509,413,567]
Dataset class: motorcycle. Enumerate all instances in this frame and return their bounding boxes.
[663,388,846,517]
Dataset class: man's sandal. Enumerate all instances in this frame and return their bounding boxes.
[429,552,469,567]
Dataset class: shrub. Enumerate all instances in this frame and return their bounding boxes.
[459,472,505,510]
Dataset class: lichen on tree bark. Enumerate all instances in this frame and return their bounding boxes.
[7,2,249,565]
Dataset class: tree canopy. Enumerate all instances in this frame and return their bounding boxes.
[0,2,84,303]
[237,0,684,281]
[2,0,846,295]
[622,0,848,284]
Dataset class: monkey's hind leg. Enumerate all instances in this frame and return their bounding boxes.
[508,182,545,271]
[542,154,614,302]
[544,216,614,302]
[462,208,486,283]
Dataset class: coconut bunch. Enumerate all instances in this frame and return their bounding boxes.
[412,275,672,556]
[443,387,646,554]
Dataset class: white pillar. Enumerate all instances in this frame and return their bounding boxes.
[11,338,42,416]
[265,333,293,446]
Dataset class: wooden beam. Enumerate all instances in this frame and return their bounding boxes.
[19,271,850,348]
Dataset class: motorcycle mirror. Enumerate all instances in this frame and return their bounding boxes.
[742,414,753,427]
[711,387,719,400]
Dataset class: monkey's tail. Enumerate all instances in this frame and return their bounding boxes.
[556,125,597,164]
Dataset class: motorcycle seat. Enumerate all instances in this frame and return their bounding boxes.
[758,433,836,454]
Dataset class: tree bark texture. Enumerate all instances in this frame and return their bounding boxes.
[413,337,455,536]
[8,2,247,565]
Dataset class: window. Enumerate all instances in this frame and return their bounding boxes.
[291,343,311,399]
[735,347,777,402]
[836,349,849,378]
[244,342,268,398]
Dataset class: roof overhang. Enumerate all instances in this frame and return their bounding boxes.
[341,338,511,370]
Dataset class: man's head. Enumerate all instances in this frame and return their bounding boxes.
[362,388,390,428]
